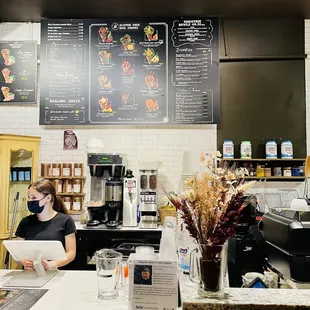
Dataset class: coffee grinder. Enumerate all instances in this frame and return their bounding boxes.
[87,153,126,228]
[139,167,158,229]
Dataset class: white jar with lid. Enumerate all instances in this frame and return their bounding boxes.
[240,141,252,159]
[266,141,277,159]
[283,167,292,177]
[281,141,293,159]
[223,140,234,159]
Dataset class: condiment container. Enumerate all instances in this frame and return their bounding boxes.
[223,140,234,159]
[292,167,300,176]
[74,163,83,177]
[63,197,72,211]
[149,174,157,190]
[283,167,292,177]
[299,165,305,176]
[265,141,277,159]
[73,197,82,211]
[249,164,256,176]
[41,163,51,177]
[272,167,282,176]
[73,179,82,193]
[54,179,63,193]
[140,175,147,189]
[240,141,252,159]
[24,167,31,181]
[256,165,265,177]
[281,141,293,159]
[52,163,61,177]
[62,163,72,177]
[17,168,25,181]
[264,168,272,177]
[12,168,17,181]
[63,179,73,193]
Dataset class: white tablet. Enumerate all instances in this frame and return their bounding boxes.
[3,240,66,262]
[3,240,67,287]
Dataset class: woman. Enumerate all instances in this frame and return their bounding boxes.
[15,179,76,270]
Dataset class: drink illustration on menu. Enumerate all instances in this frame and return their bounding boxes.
[98,50,112,65]
[1,49,15,66]
[120,34,136,51]
[89,22,168,123]
[0,42,36,104]
[144,25,158,41]
[98,27,113,43]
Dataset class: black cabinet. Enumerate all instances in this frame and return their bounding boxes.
[68,229,162,270]
[218,59,306,158]
[219,19,305,58]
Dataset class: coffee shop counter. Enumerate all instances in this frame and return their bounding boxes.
[73,222,162,270]
[1,270,310,310]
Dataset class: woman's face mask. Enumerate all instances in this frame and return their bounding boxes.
[27,196,47,214]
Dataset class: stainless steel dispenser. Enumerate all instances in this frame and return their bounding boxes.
[139,168,158,229]
[87,153,125,228]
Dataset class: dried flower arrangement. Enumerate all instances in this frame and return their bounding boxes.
[165,152,255,249]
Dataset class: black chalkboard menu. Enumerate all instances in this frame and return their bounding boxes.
[0,41,37,104]
[40,19,219,125]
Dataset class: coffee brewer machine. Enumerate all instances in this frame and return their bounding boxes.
[86,153,125,228]
[139,168,158,229]
[227,195,266,287]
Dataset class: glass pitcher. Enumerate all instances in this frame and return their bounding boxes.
[95,249,123,300]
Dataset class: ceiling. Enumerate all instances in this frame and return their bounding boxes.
[1,0,310,22]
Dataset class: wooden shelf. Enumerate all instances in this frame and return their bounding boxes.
[10,181,31,183]
[68,210,82,215]
[57,193,85,197]
[242,176,305,180]
[223,158,305,162]
[40,176,86,180]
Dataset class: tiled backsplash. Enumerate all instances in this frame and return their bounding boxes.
[1,21,309,204]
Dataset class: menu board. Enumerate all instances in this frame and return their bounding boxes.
[0,41,37,104]
[40,18,219,125]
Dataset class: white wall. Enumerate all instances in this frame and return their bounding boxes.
[0,23,217,203]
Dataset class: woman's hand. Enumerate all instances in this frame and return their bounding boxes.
[19,260,34,270]
[42,260,57,271]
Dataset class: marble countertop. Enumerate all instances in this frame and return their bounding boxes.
[1,270,310,310]
[180,272,310,310]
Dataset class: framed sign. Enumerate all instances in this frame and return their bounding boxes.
[0,41,37,104]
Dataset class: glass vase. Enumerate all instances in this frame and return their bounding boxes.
[189,242,228,299]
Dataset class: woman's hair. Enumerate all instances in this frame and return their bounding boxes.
[29,179,68,214]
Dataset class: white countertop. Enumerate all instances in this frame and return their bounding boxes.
[0,270,128,310]
[74,221,163,231]
[1,270,310,310]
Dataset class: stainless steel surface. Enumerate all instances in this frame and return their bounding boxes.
[74,221,162,231]
[141,215,157,221]
[105,183,123,202]
[90,177,105,202]
[140,203,157,212]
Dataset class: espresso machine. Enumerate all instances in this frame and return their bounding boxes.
[139,168,158,229]
[86,153,126,228]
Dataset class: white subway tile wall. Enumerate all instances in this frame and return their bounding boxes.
[1,21,309,204]
[0,23,217,203]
